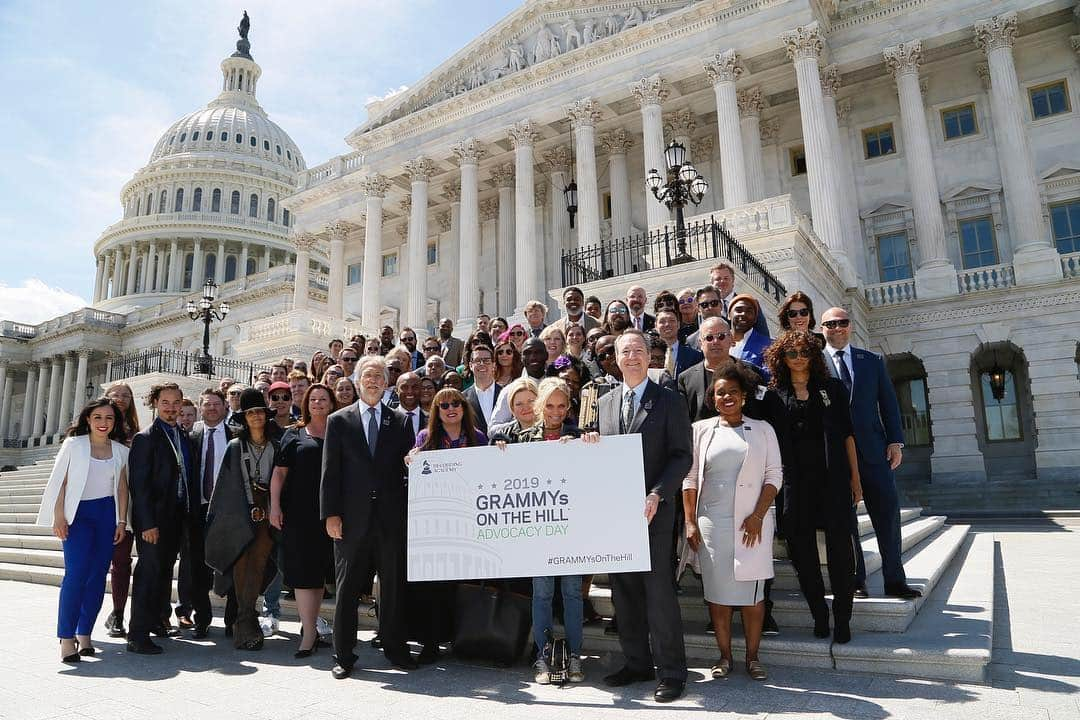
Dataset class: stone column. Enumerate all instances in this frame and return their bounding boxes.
[44,357,63,436]
[216,240,227,281]
[737,87,768,202]
[125,241,140,295]
[191,238,205,290]
[167,240,180,291]
[820,65,868,283]
[509,120,541,308]
[32,362,48,440]
[780,23,854,286]
[600,129,634,240]
[290,233,316,310]
[705,50,749,208]
[533,180,548,293]
[0,362,7,431]
[92,256,105,303]
[56,353,76,435]
[101,252,114,300]
[360,175,391,328]
[566,98,603,249]
[975,12,1062,284]
[449,142,482,323]
[834,99,868,278]
[20,364,38,440]
[543,147,573,287]
[665,109,696,162]
[259,247,269,273]
[238,242,249,279]
[404,157,435,330]
[149,241,161,292]
[71,350,90,424]
[881,43,957,298]
[492,163,516,315]
[110,249,124,298]
[630,75,670,230]
[0,367,13,439]
[327,221,348,319]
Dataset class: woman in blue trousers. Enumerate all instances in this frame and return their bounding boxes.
[37,398,130,662]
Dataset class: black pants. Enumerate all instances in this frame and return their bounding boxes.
[610,506,687,682]
[786,523,855,625]
[130,507,185,642]
[332,501,407,666]
[175,505,212,625]
[853,458,907,587]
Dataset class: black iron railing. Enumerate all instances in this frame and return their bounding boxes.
[560,218,786,302]
[107,349,269,385]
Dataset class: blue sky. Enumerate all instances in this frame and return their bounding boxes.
[0,0,521,323]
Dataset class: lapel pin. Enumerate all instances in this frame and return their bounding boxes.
[820,389,831,407]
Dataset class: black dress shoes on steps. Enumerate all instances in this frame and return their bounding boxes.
[813,615,831,639]
[331,663,352,680]
[654,678,686,703]
[126,638,163,655]
[853,585,870,599]
[833,620,852,644]
[884,583,922,599]
[603,666,656,687]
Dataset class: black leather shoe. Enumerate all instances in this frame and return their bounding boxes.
[192,626,210,640]
[126,638,163,655]
[654,678,685,703]
[105,612,126,638]
[762,613,780,636]
[176,613,195,629]
[385,651,418,670]
[417,644,439,665]
[331,663,352,680]
[853,585,870,599]
[813,615,830,639]
[884,583,922,599]
[152,623,180,638]
[603,666,655,687]
[833,620,851,644]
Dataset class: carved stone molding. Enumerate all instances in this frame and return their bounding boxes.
[290,233,318,252]
[399,196,412,216]
[836,98,855,123]
[598,127,634,155]
[974,12,1017,54]
[820,64,841,97]
[436,210,452,233]
[976,63,992,89]
[508,119,541,148]
[534,180,548,207]
[360,175,392,198]
[443,180,461,203]
[691,135,715,160]
[327,221,350,243]
[759,117,781,143]
[451,137,485,165]
[665,109,697,138]
[566,97,603,128]
[490,162,515,188]
[479,197,499,221]
[703,49,743,85]
[780,23,825,62]
[629,74,669,107]
[737,87,766,118]
[404,156,437,182]
[396,224,408,240]
[883,40,922,78]
[542,146,573,174]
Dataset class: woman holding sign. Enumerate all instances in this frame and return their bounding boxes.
[495,377,585,685]
[682,364,782,681]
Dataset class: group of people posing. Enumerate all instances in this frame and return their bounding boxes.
[37,261,917,704]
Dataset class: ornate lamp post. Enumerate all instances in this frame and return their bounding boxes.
[646,140,710,264]
[186,279,229,376]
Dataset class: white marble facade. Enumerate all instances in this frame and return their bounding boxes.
[3,0,1080,490]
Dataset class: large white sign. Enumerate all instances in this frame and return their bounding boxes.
[407,435,651,581]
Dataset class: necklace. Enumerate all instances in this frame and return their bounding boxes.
[247,441,269,484]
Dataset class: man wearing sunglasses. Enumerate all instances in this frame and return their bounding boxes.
[677,317,765,423]
[553,286,601,336]
[399,328,424,370]
[684,286,725,351]
[820,307,918,601]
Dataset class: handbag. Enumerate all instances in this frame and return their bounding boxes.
[452,582,532,667]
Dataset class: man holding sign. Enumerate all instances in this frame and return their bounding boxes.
[584,329,693,703]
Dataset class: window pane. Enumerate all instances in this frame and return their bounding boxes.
[944,114,960,139]
[877,232,912,281]
[880,131,894,154]
[347,263,362,285]
[959,217,997,268]
[959,108,975,134]
[981,372,1021,441]
[1032,91,1050,118]
[1049,85,1068,113]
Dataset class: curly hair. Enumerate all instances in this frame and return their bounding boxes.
[764,330,830,389]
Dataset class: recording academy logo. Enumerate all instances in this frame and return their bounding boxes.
[421,460,432,475]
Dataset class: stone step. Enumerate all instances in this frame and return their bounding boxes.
[0,494,47,504]
[0,503,43,513]
[772,507,922,560]
[0,533,61,551]
[0,513,38,523]
[0,522,53,536]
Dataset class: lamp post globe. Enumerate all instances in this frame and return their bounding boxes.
[188,278,227,377]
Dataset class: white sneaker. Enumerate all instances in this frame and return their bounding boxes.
[316,616,332,637]
[568,655,585,683]
[533,659,552,685]
[259,615,279,638]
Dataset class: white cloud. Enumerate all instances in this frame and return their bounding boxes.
[0,279,88,325]
[366,85,410,104]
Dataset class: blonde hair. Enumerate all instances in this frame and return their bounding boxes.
[533,377,571,419]
[502,377,539,409]
[538,325,566,343]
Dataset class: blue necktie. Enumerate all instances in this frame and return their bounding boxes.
[366,407,379,456]
[836,350,853,394]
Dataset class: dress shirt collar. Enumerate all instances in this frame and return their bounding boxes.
[357,397,382,423]
[621,377,649,407]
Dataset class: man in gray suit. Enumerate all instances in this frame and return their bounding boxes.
[437,317,465,367]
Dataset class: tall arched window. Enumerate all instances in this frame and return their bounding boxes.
[135,197,141,215]
[246,257,257,276]
[182,253,194,289]
[158,190,167,213]
[145,192,152,215]
[174,188,184,212]
[266,198,275,222]
[282,209,291,227]
[204,253,217,281]
[249,193,259,218]
[225,255,237,282]
[230,191,241,214]
[211,188,221,212]
[192,188,202,212]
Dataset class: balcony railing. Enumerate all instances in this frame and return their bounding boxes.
[863,278,917,307]
[1061,251,1080,278]
[0,308,127,340]
[107,348,269,385]
[560,218,786,302]
[957,263,1015,294]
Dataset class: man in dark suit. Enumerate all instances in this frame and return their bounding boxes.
[655,309,702,379]
[821,307,920,600]
[127,383,208,654]
[436,317,465,368]
[711,262,770,337]
[175,388,231,634]
[399,327,424,369]
[322,356,417,678]
[626,285,655,332]
[685,286,725,350]
[589,329,692,703]
[461,344,500,434]
[678,317,766,423]
[395,371,427,442]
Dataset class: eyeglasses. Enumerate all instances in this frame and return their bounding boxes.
[438,400,463,410]
[783,349,815,359]
[471,357,493,365]
[678,297,696,306]
[269,394,290,401]
[698,299,721,309]
[228,391,242,396]
[401,336,416,342]
[702,332,729,343]
[423,346,440,353]
[597,351,615,361]
[510,330,526,337]
[496,348,515,356]
[822,319,850,329]
[785,308,811,318]
[607,307,629,315]
[340,356,358,363]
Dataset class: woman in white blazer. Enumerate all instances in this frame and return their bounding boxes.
[36,398,130,662]
[682,364,782,681]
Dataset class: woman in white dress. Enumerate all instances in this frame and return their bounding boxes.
[683,364,782,681]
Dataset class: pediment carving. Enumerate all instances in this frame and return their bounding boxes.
[941,183,1001,201]
[1040,164,1080,180]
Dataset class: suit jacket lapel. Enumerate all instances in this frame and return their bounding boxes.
[629,380,656,434]
[599,390,619,436]
[352,403,373,458]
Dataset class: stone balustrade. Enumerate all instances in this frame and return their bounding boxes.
[957,263,1015,294]
[297,150,364,190]
[96,211,291,248]
[1060,251,1080,278]
[864,278,918,307]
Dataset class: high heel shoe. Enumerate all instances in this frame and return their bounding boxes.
[77,637,96,656]
[60,639,81,663]
[294,628,319,659]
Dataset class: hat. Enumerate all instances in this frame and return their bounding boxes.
[728,294,760,313]
[239,388,270,413]
[267,381,291,394]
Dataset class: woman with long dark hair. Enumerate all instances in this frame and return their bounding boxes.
[494,339,523,387]
[333,376,357,407]
[103,383,138,639]
[269,384,338,659]
[777,292,824,349]
[37,399,130,662]
[763,330,861,644]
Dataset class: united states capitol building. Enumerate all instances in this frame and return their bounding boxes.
[1,0,1079,505]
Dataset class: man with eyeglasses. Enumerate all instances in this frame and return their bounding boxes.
[711,263,770,336]
[437,317,465,367]
[462,344,500,433]
[225,384,245,428]
[399,328,423,369]
[339,348,360,383]
[820,307,918,601]
[685,286,724,351]
[417,339,442,375]
[553,286,600,336]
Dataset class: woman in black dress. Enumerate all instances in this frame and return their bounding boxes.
[269,383,338,658]
[762,331,862,644]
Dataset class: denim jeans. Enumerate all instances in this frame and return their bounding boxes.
[532,575,583,658]
[261,543,284,618]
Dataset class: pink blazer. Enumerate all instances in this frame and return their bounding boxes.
[681,416,782,581]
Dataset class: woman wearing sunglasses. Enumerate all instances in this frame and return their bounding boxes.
[762,330,862,645]
[777,291,824,349]
[493,340,523,388]
[503,323,529,352]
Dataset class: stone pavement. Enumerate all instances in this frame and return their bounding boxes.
[0,527,1076,720]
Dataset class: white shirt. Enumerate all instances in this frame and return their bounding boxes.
[82,456,115,501]
[730,328,754,359]
[358,397,383,426]
[722,289,736,315]
[826,343,854,381]
[198,422,228,504]
[473,381,497,425]
[620,377,649,415]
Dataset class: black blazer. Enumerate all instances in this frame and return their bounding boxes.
[630,312,655,332]
[320,402,412,548]
[677,359,766,423]
[128,422,200,533]
[597,380,692,509]
[462,382,502,434]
